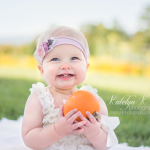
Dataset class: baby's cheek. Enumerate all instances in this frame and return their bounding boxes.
[43,68,55,84]
[77,68,87,83]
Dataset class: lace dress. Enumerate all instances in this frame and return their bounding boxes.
[29,82,119,150]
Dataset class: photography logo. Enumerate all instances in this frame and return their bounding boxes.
[108,95,150,115]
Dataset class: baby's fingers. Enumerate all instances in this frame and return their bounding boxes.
[67,111,81,123]
[72,127,84,134]
[65,109,78,120]
[79,113,90,125]
[73,120,78,124]
[86,111,97,124]
[71,121,86,130]
[97,113,101,123]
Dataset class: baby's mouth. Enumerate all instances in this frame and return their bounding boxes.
[57,74,75,77]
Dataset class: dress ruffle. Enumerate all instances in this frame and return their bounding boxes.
[30,82,57,127]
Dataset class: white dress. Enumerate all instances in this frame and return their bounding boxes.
[2,83,149,150]
[28,82,119,150]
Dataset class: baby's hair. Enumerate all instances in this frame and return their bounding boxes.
[33,26,90,64]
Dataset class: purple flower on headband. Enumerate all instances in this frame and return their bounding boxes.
[37,38,55,60]
[38,44,45,58]
[42,42,49,52]
[46,38,55,49]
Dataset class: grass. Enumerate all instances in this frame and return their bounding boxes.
[0,70,150,147]
[84,70,150,97]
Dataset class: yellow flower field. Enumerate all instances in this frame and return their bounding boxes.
[0,54,150,77]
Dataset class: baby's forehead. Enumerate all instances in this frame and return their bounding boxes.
[48,44,84,56]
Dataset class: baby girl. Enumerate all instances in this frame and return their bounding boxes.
[22,26,119,150]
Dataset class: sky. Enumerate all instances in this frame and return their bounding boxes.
[0,0,150,44]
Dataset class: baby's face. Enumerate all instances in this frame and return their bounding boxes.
[41,44,89,89]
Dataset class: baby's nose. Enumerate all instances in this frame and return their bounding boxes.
[61,64,71,70]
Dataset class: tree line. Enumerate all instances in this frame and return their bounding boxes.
[0,5,150,65]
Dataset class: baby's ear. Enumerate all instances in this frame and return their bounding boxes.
[37,64,44,74]
[86,62,90,70]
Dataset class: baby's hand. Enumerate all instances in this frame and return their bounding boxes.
[54,105,86,137]
[78,111,101,139]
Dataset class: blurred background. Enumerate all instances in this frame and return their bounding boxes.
[0,0,150,147]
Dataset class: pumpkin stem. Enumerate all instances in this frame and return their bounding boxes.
[92,112,100,121]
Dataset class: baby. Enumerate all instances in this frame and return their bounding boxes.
[22,26,119,150]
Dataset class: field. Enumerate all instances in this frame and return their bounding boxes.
[0,67,150,147]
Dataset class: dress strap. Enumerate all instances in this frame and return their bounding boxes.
[29,82,55,114]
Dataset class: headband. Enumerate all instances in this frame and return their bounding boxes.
[37,36,88,64]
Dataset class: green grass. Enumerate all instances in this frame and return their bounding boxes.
[84,71,150,97]
[0,78,34,119]
[0,70,150,147]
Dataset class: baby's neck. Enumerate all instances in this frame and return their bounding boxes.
[47,86,79,108]
[50,86,78,96]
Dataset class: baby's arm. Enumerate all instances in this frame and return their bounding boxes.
[22,91,86,150]
[85,97,110,150]
[22,91,62,150]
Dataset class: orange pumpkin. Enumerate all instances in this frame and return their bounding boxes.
[63,90,100,121]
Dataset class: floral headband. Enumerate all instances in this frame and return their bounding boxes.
[37,36,88,64]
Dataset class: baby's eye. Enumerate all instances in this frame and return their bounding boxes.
[71,57,78,60]
[51,58,59,61]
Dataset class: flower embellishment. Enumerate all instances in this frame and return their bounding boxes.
[37,37,55,59]
[38,44,45,58]
[42,42,49,53]
[46,37,55,49]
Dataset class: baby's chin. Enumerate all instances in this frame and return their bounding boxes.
[52,82,77,90]
[57,83,76,89]
[49,77,84,89]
